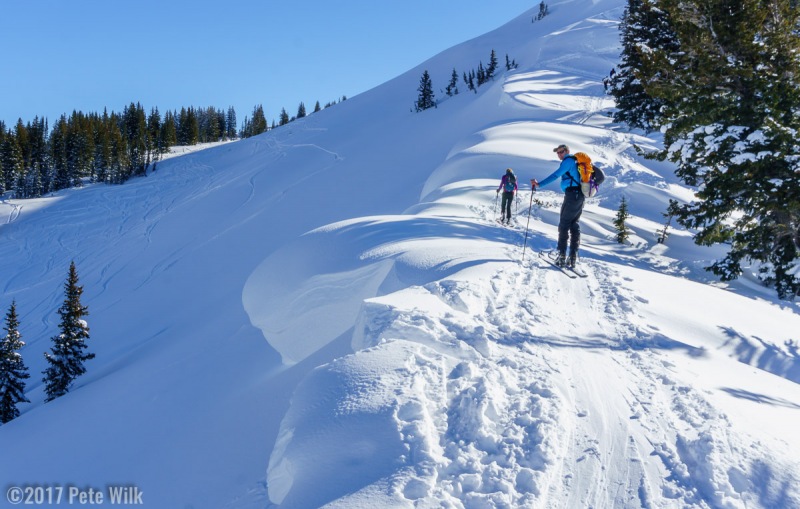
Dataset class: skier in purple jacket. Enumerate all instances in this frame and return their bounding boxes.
[496,168,518,224]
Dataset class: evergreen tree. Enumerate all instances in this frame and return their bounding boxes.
[297,102,306,119]
[0,132,22,194]
[177,107,199,146]
[415,70,436,112]
[446,68,459,96]
[535,1,549,21]
[313,101,321,113]
[162,111,178,148]
[635,0,800,298]
[250,105,268,135]
[216,108,227,141]
[30,117,51,196]
[108,113,129,184]
[657,200,677,244]
[610,0,679,131]
[147,107,163,169]
[49,115,70,190]
[200,106,221,142]
[187,107,200,145]
[42,261,93,402]
[14,119,30,170]
[0,301,29,424]
[240,116,252,138]
[225,107,237,140]
[279,108,290,126]
[614,196,631,243]
[93,110,113,184]
[123,103,148,177]
[486,50,498,81]
[0,123,5,192]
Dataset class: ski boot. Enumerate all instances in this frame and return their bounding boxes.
[567,251,577,268]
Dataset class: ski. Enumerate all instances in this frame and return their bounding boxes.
[567,264,588,278]
[538,251,576,278]
[538,251,588,278]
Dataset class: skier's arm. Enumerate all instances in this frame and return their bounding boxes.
[534,159,572,189]
[497,175,505,194]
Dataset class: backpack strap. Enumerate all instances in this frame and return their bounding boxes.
[563,155,581,187]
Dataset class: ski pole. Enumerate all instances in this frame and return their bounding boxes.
[521,187,535,261]
[494,191,499,221]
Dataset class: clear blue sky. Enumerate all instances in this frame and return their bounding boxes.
[0,0,533,129]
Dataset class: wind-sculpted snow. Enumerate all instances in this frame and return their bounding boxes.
[265,209,800,507]
[243,214,512,364]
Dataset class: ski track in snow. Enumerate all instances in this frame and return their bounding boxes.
[344,238,800,508]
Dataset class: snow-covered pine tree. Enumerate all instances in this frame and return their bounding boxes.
[1,133,23,195]
[0,301,29,423]
[415,70,436,112]
[638,0,800,299]
[614,196,631,244]
[610,0,679,132]
[42,261,94,402]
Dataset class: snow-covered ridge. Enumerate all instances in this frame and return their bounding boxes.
[1,1,799,508]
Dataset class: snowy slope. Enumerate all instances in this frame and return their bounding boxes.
[2,0,800,508]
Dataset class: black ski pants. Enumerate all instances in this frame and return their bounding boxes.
[557,187,585,255]
[500,191,514,220]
